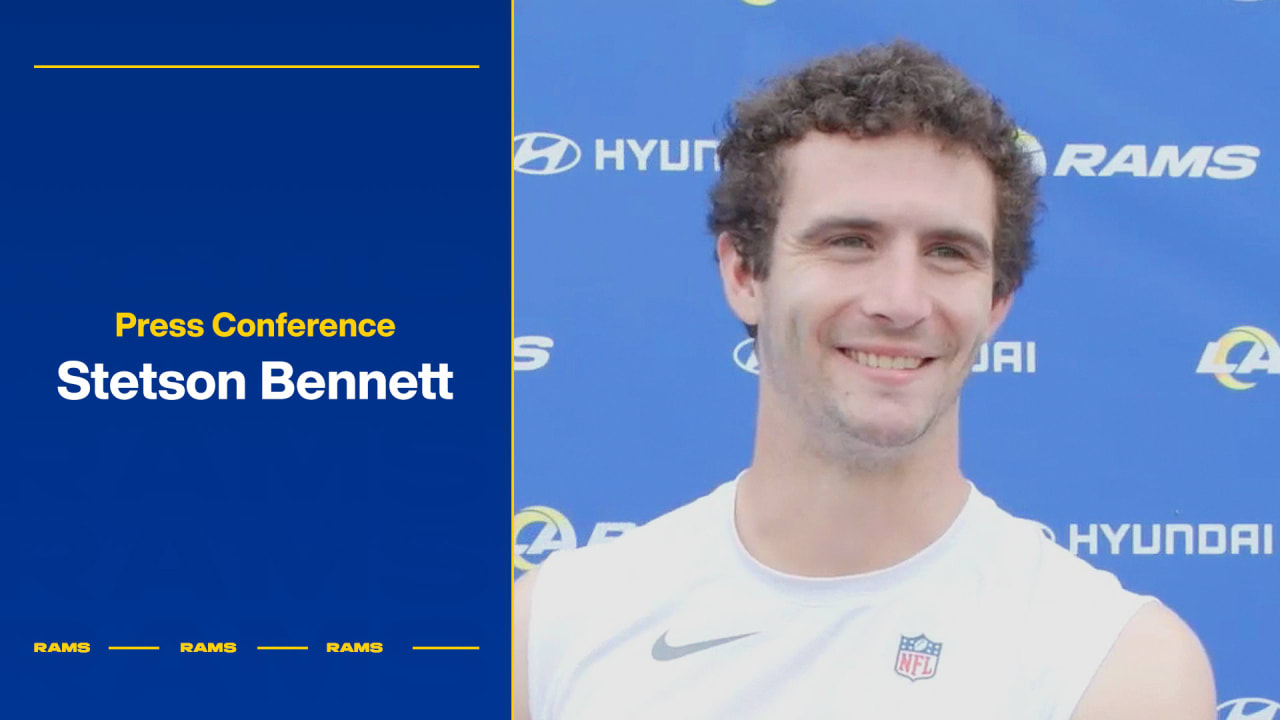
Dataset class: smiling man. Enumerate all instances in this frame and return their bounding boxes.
[515,41,1215,719]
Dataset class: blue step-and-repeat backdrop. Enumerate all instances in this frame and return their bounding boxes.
[514,1,1277,715]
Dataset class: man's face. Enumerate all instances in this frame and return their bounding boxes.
[729,131,1011,452]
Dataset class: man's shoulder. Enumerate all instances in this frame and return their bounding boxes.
[537,479,734,580]
[519,478,739,719]
[967,489,1212,718]
[1069,601,1216,720]
[970,487,1146,604]
[525,478,736,617]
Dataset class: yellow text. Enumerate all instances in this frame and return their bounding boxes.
[179,642,236,653]
[211,312,394,338]
[116,313,204,338]
[34,642,90,653]
[326,642,383,653]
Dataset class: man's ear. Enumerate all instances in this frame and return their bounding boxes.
[716,232,761,331]
[988,291,1014,339]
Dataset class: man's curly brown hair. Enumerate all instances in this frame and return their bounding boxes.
[708,40,1040,339]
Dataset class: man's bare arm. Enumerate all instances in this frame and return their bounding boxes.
[1071,601,1215,720]
[513,567,541,720]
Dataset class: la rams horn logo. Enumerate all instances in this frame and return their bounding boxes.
[513,505,576,571]
[895,634,942,681]
[1014,128,1047,176]
[1196,325,1280,390]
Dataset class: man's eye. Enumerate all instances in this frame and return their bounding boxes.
[928,245,966,259]
[831,235,870,248]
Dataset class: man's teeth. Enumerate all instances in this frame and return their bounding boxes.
[847,350,924,370]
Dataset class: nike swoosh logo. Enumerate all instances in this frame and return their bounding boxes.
[651,630,758,661]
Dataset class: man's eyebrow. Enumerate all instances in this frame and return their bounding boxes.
[795,215,887,241]
[795,214,991,258]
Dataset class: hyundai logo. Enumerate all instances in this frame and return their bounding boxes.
[1219,698,1280,720]
[513,132,581,175]
[734,338,759,375]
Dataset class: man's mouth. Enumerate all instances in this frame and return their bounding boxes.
[837,348,936,371]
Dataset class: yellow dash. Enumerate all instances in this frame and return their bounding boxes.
[412,646,480,650]
[257,646,309,650]
[107,646,159,650]
[33,65,478,69]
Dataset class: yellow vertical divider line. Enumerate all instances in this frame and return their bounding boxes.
[504,0,514,707]
[509,0,519,714]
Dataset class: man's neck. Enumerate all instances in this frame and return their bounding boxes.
[735,397,970,578]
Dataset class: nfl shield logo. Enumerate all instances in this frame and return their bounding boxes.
[895,634,942,681]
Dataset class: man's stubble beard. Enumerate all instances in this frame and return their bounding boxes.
[759,319,988,470]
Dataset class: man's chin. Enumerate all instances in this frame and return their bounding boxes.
[850,426,928,450]
[836,412,933,450]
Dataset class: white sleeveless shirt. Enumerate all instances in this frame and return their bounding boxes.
[528,476,1154,720]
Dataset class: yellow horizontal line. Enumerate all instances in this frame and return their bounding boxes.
[412,646,480,650]
[108,646,159,650]
[34,65,478,69]
[257,646,308,650]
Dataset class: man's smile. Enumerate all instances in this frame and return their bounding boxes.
[836,346,939,382]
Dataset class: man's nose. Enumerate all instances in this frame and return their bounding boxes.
[859,247,931,329]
